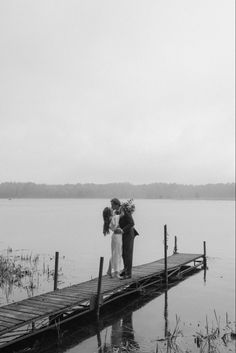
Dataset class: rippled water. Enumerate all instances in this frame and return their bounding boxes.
[0,199,235,352]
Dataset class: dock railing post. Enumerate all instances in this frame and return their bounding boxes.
[96,257,104,317]
[164,225,168,288]
[173,236,178,254]
[203,241,207,269]
[164,289,168,338]
[54,251,59,291]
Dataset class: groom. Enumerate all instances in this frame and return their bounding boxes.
[110,198,136,279]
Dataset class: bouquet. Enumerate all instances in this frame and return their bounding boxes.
[121,199,135,214]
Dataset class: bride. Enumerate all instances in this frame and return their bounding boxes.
[103,205,123,279]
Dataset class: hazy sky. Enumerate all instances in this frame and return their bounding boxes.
[0,0,235,185]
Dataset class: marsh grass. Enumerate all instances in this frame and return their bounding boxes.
[155,311,235,353]
[0,247,64,305]
[192,311,236,353]
[155,315,185,353]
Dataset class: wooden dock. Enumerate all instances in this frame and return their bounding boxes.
[0,252,205,350]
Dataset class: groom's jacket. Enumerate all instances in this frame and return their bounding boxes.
[119,213,134,234]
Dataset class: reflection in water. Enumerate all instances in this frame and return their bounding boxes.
[204,265,207,283]
[97,312,139,352]
[107,313,139,352]
[156,289,181,353]
[122,312,139,350]
[110,319,122,346]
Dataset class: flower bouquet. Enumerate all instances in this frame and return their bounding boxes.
[121,199,135,214]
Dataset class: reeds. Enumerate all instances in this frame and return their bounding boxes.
[156,315,183,353]
[155,311,235,353]
[193,311,235,353]
[0,248,63,304]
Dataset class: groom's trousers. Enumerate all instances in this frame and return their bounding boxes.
[122,229,135,276]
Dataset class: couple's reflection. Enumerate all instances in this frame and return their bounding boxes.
[111,312,139,351]
[100,312,139,352]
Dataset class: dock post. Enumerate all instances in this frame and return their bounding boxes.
[164,289,168,338]
[96,257,104,317]
[203,241,207,269]
[173,236,178,254]
[96,328,102,353]
[164,225,168,288]
[54,251,59,291]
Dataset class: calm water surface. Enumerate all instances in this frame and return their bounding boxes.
[0,199,235,352]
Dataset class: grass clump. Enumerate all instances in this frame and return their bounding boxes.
[155,311,235,353]
[0,248,62,304]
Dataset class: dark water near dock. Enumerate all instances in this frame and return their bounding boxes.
[0,199,235,352]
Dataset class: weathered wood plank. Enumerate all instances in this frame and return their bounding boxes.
[26,299,64,311]
[41,293,75,303]
[49,290,87,300]
[0,320,15,328]
[6,304,45,316]
[0,308,35,321]
[0,315,22,325]
[27,298,65,309]
[62,285,97,292]
[36,297,75,308]
[11,302,59,315]
[17,300,54,311]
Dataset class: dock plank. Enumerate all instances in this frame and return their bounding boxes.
[0,315,22,325]
[6,303,46,316]
[39,294,75,304]
[0,308,35,321]
[27,298,66,309]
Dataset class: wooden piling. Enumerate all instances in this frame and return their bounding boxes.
[96,257,104,317]
[203,241,207,269]
[164,225,168,287]
[164,289,168,338]
[96,328,102,353]
[173,235,178,254]
[204,266,207,283]
[54,251,59,291]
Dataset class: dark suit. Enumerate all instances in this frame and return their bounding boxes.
[119,212,135,276]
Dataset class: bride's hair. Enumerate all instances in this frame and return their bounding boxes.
[103,207,112,235]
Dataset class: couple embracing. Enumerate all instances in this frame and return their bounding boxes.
[103,198,138,280]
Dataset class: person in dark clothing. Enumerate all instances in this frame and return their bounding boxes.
[119,207,135,278]
[110,198,138,279]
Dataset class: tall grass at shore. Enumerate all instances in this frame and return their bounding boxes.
[0,247,62,305]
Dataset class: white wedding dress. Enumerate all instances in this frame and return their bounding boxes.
[108,213,123,276]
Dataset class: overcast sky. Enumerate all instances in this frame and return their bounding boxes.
[0,0,234,185]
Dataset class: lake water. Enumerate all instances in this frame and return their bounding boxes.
[0,199,235,352]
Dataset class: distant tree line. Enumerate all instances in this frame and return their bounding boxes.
[0,182,234,200]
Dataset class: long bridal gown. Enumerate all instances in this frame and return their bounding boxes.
[107,213,123,278]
